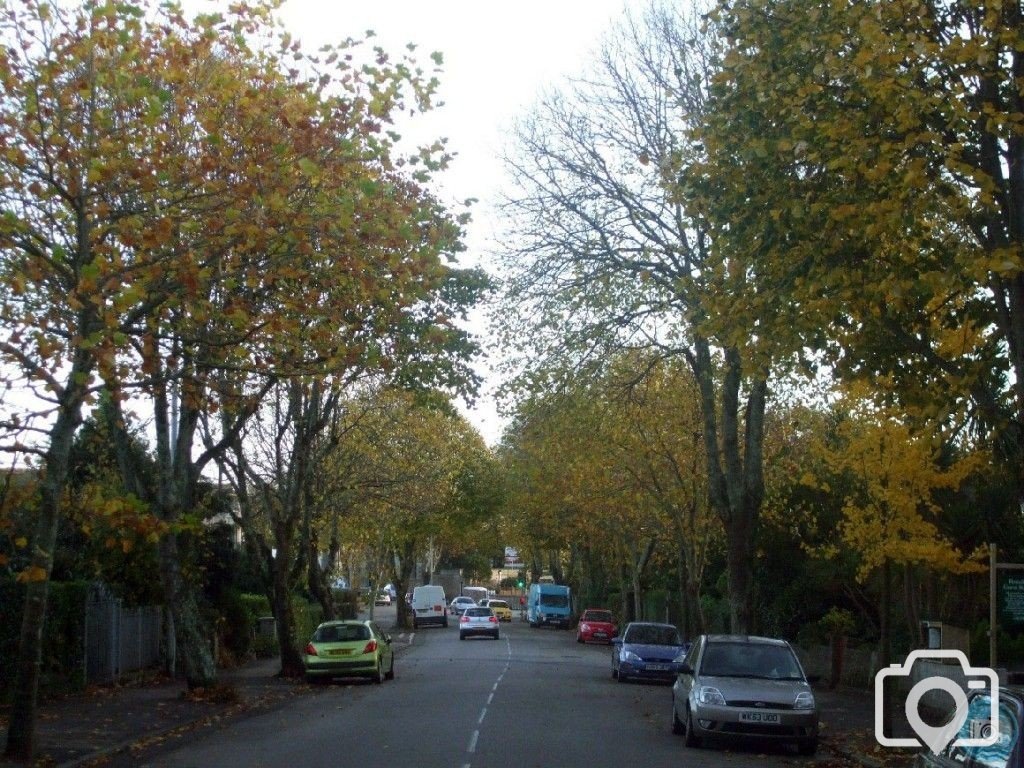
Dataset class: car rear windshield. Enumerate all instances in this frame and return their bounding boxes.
[700,642,804,679]
[539,594,568,608]
[488,601,508,609]
[465,608,492,617]
[584,611,613,622]
[314,624,370,643]
[624,625,681,645]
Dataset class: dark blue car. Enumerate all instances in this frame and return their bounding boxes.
[612,621,689,684]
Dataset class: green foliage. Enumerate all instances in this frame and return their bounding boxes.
[331,589,360,620]
[0,580,90,700]
[233,593,324,658]
[213,588,254,662]
[820,608,857,637]
[456,553,492,584]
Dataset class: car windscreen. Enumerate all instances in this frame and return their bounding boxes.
[539,594,568,608]
[314,624,369,643]
[624,625,681,646]
[584,611,613,623]
[700,642,804,679]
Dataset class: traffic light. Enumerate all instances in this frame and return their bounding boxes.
[517,580,524,588]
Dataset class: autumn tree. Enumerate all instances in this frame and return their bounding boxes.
[692,0,1024,508]
[499,1,780,631]
[0,0,484,753]
[326,389,497,629]
[96,4,483,686]
[0,2,243,756]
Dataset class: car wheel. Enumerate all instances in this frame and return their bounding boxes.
[385,657,395,681]
[671,697,685,735]
[684,708,702,748]
[797,739,818,756]
[493,631,500,640]
[577,635,583,643]
[617,670,628,683]
[305,674,319,685]
[412,619,418,629]
[443,619,449,628]
[459,632,466,640]
[612,665,618,679]
[374,662,384,685]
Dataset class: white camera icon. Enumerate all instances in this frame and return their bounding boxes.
[874,649,1000,753]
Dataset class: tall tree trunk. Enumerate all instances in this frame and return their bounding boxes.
[617,562,631,624]
[272,535,304,676]
[4,380,88,760]
[904,564,921,646]
[691,339,767,635]
[392,539,416,629]
[632,558,643,622]
[879,558,894,738]
[159,532,215,685]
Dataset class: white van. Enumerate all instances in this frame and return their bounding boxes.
[411,585,448,629]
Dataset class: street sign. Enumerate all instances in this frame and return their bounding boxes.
[504,545,523,568]
[999,572,1024,631]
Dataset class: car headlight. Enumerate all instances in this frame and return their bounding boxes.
[794,691,815,710]
[697,686,727,706]
[621,651,642,663]
[581,623,591,632]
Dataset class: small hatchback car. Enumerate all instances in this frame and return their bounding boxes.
[612,622,688,683]
[577,608,617,644]
[672,634,818,755]
[460,606,500,640]
[303,620,394,684]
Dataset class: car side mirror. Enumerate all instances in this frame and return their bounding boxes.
[612,638,623,646]
[678,662,694,675]
[806,673,821,684]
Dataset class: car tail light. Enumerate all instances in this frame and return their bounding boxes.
[363,640,377,654]
[461,615,470,623]
[489,616,498,623]
[433,604,443,611]
[304,643,318,656]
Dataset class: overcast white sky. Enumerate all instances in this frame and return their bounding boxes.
[277,1,634,444]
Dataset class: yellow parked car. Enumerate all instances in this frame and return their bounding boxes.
[303,620,394,684]
[482,599,512,622]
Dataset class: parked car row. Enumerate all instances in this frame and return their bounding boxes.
[600,619,820,757]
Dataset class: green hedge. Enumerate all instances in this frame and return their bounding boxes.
[239,593,325,658]
[0,580,90,700]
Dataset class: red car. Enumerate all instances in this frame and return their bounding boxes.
[576,609,618,644]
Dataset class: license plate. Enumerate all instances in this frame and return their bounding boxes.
[329,649,352,656]
[740,711,780,723]
[646,663,669,671]
[593,632,607,638]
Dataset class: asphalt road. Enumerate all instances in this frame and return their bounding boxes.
[131,608,828,768]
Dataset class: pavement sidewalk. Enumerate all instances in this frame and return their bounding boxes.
[0,621,417,768]
[0,637,913,768]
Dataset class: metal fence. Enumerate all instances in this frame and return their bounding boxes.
[85,584,163,685]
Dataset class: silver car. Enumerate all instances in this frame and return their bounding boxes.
[671,634,819,755]
[459,606,500,640]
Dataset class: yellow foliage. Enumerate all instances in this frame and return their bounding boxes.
[16,565,48,583]
[813,391,984,582]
